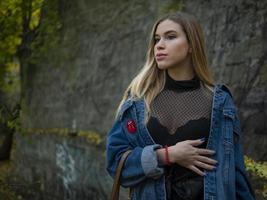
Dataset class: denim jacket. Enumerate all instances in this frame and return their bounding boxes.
[106,83,255,200]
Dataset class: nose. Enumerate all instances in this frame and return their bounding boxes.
[155,38,165,50]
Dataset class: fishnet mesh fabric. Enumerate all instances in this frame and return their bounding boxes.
[150,83,213,135]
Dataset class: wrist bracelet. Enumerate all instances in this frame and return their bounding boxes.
[164,145,171,166]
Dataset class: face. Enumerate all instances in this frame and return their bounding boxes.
[154,19,191,70]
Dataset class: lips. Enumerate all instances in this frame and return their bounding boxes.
[156,53,167,61]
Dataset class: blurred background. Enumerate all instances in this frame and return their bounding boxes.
[0,0,266,199]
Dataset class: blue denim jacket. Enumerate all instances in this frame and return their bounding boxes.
[106,83,255,200]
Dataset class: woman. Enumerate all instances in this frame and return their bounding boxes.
[106,11,255,200]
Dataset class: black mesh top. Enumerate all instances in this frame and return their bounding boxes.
[147,72,213,148]
[147,71,213,199]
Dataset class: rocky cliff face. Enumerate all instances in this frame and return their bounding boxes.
[184,0,267,159]
[14,0,266,199]
[20,0,162,134]
[15,0,173,199]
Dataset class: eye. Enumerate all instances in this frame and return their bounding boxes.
[166,35,176,39]
[154,37,160,43]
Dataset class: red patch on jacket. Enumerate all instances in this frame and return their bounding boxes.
[126,120,137,134]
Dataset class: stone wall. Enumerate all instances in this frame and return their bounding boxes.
[14,133,111,200]
[14,0,174,199]
[184,0,267,159]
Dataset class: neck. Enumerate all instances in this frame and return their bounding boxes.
[167,56,194,81]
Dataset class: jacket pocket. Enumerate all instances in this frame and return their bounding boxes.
[222,108,235,142]
[223,107,241,144]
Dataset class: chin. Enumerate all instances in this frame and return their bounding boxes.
[156,63,172,70]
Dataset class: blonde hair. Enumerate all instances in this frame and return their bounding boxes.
[115,11,215,122]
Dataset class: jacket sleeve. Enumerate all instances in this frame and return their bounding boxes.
[233,112,256,200]
[106,117,164,187]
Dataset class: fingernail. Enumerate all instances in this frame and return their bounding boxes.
[200,137,205,141]
[204,173,207,176]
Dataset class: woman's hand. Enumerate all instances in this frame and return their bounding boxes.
[168,139,217,176]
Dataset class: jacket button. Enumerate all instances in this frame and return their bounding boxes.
[127,120,137,134]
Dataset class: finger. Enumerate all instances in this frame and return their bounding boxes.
[188,165,206,176]
[195,155,218,165]
[194,160,216,171]
[187,139,205,146]
[196,148,216,155]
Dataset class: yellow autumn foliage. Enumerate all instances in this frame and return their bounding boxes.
[244,155,267,198]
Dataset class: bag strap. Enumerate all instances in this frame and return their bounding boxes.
[110,150,132,200]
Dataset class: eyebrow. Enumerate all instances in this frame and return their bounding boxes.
[154,30,177,37]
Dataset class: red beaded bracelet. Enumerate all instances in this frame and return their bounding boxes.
[164,145,172,166]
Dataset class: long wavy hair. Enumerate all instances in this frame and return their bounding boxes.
[115,11,215,122]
